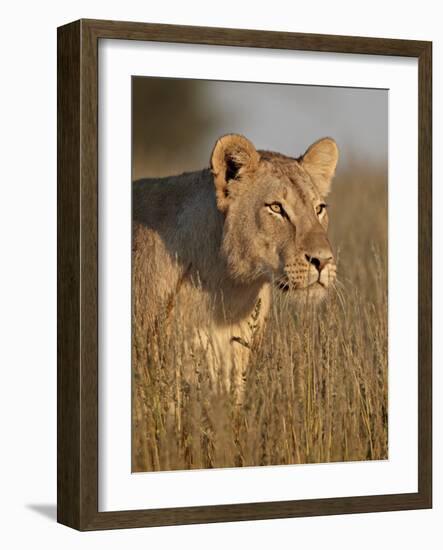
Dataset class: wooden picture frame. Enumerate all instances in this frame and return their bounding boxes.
[57,18,432,530]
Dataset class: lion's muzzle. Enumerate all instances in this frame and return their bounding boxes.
[305,254,336,289]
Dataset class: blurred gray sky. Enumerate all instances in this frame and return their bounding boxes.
[208,82,387,169]
[133,78,387,179]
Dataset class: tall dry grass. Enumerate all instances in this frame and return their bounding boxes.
[132,169,388,472]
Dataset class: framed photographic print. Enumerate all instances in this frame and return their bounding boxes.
[57,19,432,530]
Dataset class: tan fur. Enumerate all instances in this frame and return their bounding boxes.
[133,134,338,398]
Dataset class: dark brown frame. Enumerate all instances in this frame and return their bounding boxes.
[57,18,432,530]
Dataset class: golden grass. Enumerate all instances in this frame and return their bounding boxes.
[132,169,388,472]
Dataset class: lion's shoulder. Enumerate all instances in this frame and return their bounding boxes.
[132,168,214,228]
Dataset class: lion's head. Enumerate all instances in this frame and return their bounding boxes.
[211,134,338,301]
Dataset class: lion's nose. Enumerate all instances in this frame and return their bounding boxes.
[305,254,333,273]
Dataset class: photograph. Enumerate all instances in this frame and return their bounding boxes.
[0,0,436,542]
[131,77,388,473]
[54,14,432,533]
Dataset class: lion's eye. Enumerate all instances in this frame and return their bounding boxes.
[267,202,284,215]
[316,203,328,216]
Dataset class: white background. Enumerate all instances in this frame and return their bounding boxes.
[0,0,441,548]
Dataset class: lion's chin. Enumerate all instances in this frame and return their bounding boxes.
[297,284,329,305]
[275,280,330,304]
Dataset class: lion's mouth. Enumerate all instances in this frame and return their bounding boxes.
[275,280,290,293]
[274,278,326,293]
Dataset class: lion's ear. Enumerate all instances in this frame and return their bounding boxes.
[211,134,260,212]
[300,138,339,197]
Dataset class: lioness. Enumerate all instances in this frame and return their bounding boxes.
[133,134,338,397]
